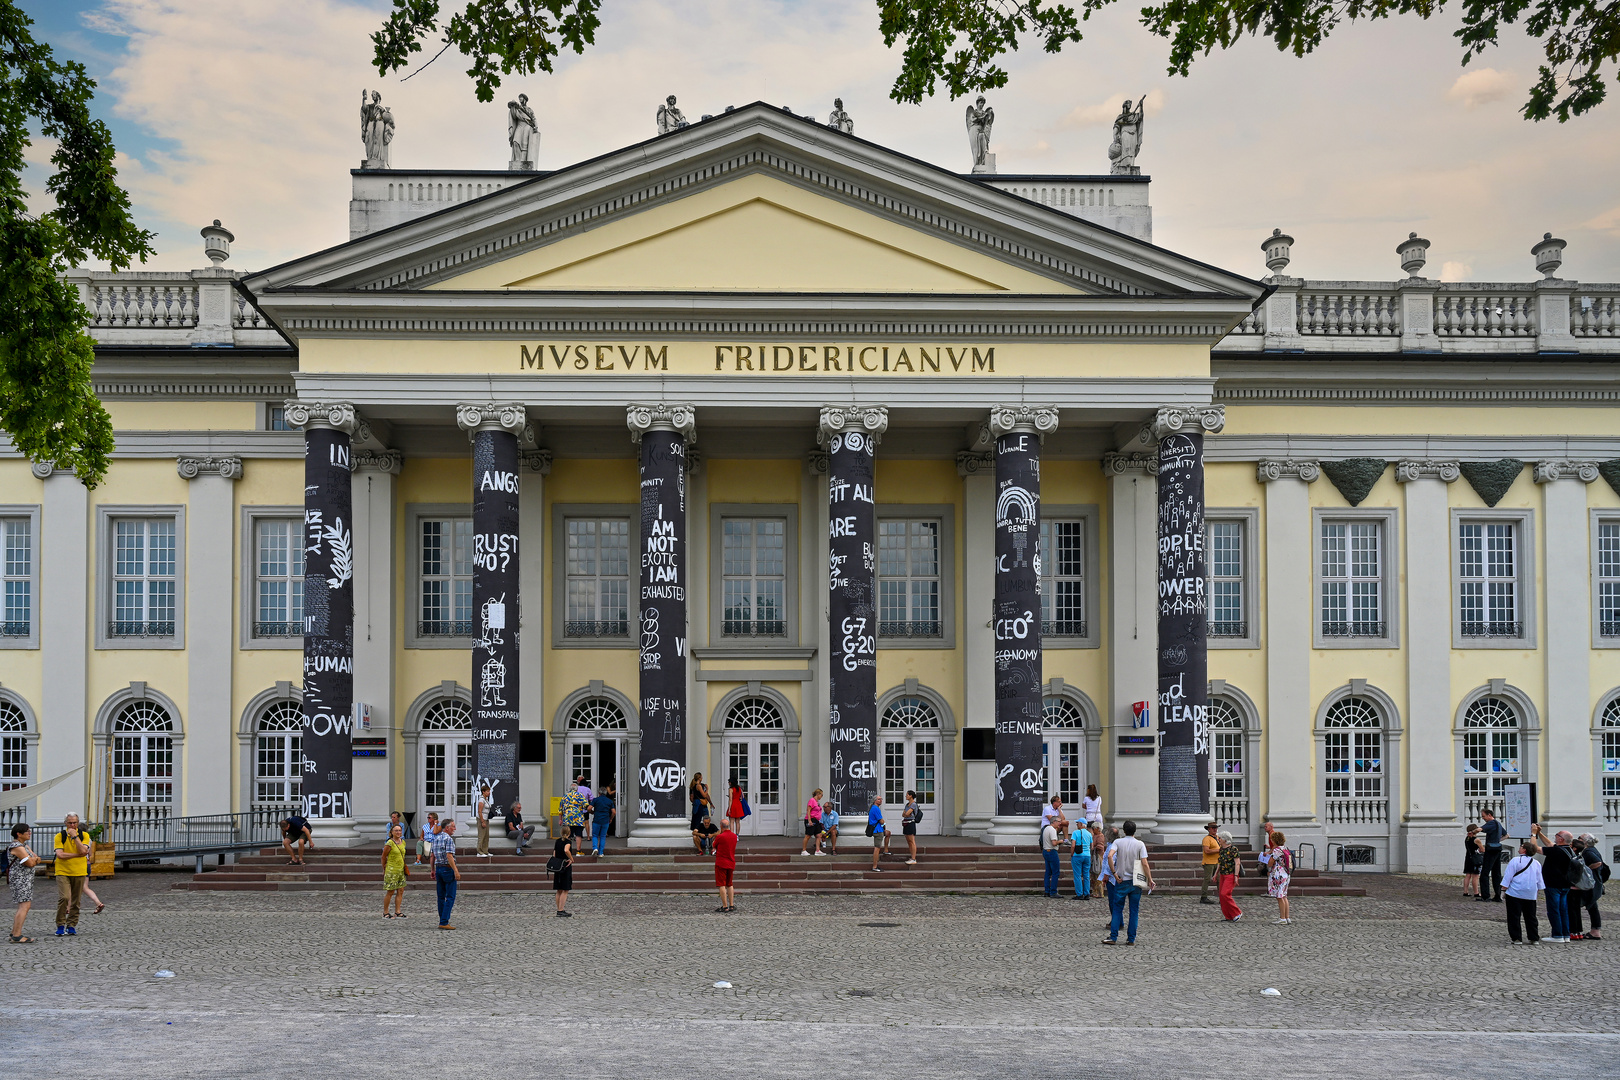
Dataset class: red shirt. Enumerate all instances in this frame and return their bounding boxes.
[713,830,738,869]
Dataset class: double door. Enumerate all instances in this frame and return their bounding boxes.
[566,736,627,836]
[1042,736,1085,819]
[725,736,784,836]
[421,736,474,825]
[880,735,940,834]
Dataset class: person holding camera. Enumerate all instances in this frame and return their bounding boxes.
[52,814,92,937]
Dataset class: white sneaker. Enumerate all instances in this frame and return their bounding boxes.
[905,859,917,865]
[1233,913,1242,921]
[814,850,827,856]
[800,850,811,856]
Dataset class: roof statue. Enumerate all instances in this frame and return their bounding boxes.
[827,98,853,134]
[656,95,689,135]
[508,93,538,171]
[1108,96,1146,175]
[966,96,994,174]
[360,90,395,170]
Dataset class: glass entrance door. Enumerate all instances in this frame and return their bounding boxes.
[725,737,783,836]
[1043,737,1084,818]
[421,736,474,825]
[881,736,940,835]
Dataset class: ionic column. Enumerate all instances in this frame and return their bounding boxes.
[1534,460,1602,832]
[457,403,526,811]
[177,456,242,815]
[627,403,696,846]
[1397,459,1460,871]
[35,462,89,821]
[985,405,1057,844]
[818,406,887,820]
[285,400,359,840]
[1152,405,1224,846]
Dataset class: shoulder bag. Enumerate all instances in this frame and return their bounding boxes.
[1131,855,1150,889]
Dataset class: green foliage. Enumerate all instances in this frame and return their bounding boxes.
[0,3,154,488]
[877,0,1082,104]
[1320,458,1387,506]
[371,0,602,103]
[1458,459,1523,506]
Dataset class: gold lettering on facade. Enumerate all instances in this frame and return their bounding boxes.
[524,344,996,374]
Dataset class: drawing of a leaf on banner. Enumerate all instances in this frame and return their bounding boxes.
[325,517,353,588]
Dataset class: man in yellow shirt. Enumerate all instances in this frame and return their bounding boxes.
[53,813,92,936]
[1199,821,1221,906]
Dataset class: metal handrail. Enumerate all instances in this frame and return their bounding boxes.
[1294,842,1317,871]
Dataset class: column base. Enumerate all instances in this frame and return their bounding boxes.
[1258,811,1324,861]
[353,814,394,843]
[1403,811,1461,874]
[627,817,692,849]
[1148,812,1215,847]
[983,815,1040,846]
[958,811,994,841]
[308,817,367,848]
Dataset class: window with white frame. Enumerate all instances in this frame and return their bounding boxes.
[110,517,177,638]
[2,517,30,638]
[111,700,175,803]
[1323,697,1383,799]
[254,519,303,637]
[1599,522,1620,638]
[564,518,630,638]
[1207,520,1246,638]
[0,699,27,792]
[1602,697,1620,798]
[1209,697,1245,799]
[1321,520,1384,638]
[1038,519,1085,637]
[419,517,473,636]
[721,517,786,636]
[566,697,628,730]
[254,700,303,803]
[1461,696,1521,802]
[879,518,942,638]
[1458,521,1520,637]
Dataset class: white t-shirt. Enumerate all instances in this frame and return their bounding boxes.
[1040,805,1063,829]
[1111,836,1148,884]
[475,795,491,823]
[1041,824,1061,851]
[1081,796,1102,823]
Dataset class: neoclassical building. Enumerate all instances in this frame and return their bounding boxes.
[3,103,1617,871]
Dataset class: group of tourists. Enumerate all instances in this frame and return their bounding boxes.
[7,815,107,943]
[1464,808,1608,944]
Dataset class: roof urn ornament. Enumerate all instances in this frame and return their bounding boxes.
[966,96,995,174]
[1262,228,1293,275]
[507,93,539,171]
[200,220,234,265]
[1107,95,1146,175]
[360,89,395,169]
[656,95,689,135]
[1397,232,1431,278]
[828,98,854,135]
[1532,232,1566,279]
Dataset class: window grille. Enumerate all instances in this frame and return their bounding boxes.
[1323,696,1383,798]
[565,518,630,637]
[254,519,304,636]
[723,697,785,729]
[722,518,786,636]
[880,696,941,729]
[111,700,174,803]
[2,518,31,637]
[1459,522,1520,637]
[1037,519,1085,636]
[420,518,473,635]
[1207,520,1245,637]
[567,697,628,730]
[1321,520,1384,637]
[111,518,176,637]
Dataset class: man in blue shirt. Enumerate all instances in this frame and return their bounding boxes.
[589,786,616,857]
[1478,808,1507,902]
[823,806,840,855]
[867,795,886,873]
[431,819,460,929]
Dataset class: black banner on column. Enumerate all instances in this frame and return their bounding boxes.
[994,431,1044,818]
[637,430,688,820]
[1156,431,1210,816]
[826,430,877,816]
[301,427,353,819]
[472,429,521,803]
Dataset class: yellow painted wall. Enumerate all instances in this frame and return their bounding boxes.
[104,401,257,430]
[1225,405,1620,437]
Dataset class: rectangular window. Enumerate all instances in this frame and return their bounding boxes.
[1324,731,1383,798]
[1603,727,1620,797]
[1463,729,1521,797]
[1037,519,1085,637]
[112,733,173,803]
[564,518,630,637]
[1321,521,1384,637]
[2,517,31,638]
[254,733,302,802]
[266,405,291,431]
[1,734,25,791]
[110,518,177,638]
[1212,730,1244,798]
[1459,522,1519,637]
[878,519,941,638]
[419,518,473,636]
[1207,520,1246,638]
[254,519,304,637]
[722,517,786,636]
[1599,522,1620,639]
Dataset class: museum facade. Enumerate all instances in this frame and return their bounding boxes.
[3,103,1618,872]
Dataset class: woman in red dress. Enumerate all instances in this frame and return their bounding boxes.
[726,780,745,831]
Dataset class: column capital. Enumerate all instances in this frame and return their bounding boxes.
[30,461,70,480]
[176,456,243,481]
[956,450,993,477]
[817,405,888,447]
[1255,459,1320,484]
[1149,405,1224,441]
[520,449,553,475]
[1103,451,1159,477]
[353,449,403,475]
[1394,459,1461,483]
[626,403,696,445]
[806,450,829,476]
[455,402,528,436]
[283,400,359,434]
[1532,459,1600,484]
[986,404,1059,440]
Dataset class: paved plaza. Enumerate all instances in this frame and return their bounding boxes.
[3,869,1616,1077]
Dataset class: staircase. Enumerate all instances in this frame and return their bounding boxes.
[178,840,1364,896]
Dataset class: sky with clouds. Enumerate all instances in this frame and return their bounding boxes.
[20,0,1620,283]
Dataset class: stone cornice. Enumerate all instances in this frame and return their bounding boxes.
[283,400,359,435]
[1103,451,1159,476]
[987,405,1059,440]
[1395,460,1461,483]
[1531,459,1600,484]
[626,403,697,445]
[817,405,889,447]
[1255,459,1320,483]
[353,448,403,475]
[1149,405,1225,441]
[956,450,993,477]
[176,455,243,481]
[454,401,528,436]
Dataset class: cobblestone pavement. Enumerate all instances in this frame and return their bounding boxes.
[3,870,1616,1078]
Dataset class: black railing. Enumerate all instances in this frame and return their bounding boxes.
[565,619,630,638]
[880,620,943,638]
[1041,619,1086,638]
[1461,620,1522,638]
[722,620,786,637]
[417,619,473,637]
[0,619,29,637]
[253,621,301,637]
[1321,620,1387,638]
[109,620,175,638]
[1208,620,1248,638]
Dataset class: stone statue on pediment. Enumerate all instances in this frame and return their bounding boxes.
[828,98,853,134]
[966,96,994,174]
[1109,95,1146,175]
[361,90,395,169]
[508,93,538,171]
[656,95,689,135]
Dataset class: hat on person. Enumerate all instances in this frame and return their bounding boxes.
[1204,821,1219,830]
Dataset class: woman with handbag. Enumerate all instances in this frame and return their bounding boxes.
[1266,830,1292,925]
[549,833,574,917]
[800,788,825,856]
[726,780,746,832]
[901,791,922,865]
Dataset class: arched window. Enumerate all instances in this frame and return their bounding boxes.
[112,700,174,803]
[1462,696,1520,800]
[0,699,27,792]
[1602,697,1620,800]
[879,696,940,729]
[567,698,628,730]
[724,697,785,729]
[254,700,303,804]
[1323,696,1382,800]
[421,699,472,730]
[1042,697,1084,729]
[1209,697,1245,800]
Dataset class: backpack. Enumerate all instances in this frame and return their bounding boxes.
[1570,857,1596,891]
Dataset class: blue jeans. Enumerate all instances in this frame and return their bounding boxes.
[1109,883,1142,942]
[1072,854,1091,897]
[434,866,457,926]
[1546,887,1571,939]
[590,818,611,855]
[1042,850,1060,895]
